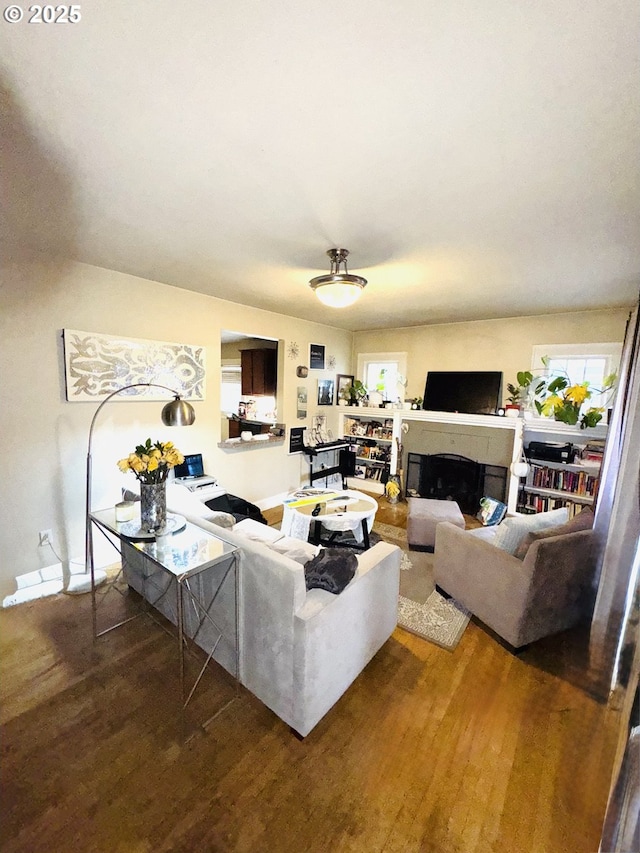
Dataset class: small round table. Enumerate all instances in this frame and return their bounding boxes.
[281,489,378,550]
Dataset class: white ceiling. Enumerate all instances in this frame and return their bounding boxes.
[2,0,639,331]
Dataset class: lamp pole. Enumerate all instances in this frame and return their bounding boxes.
[75,382,195,609]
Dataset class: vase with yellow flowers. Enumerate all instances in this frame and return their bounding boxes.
[117,439,184,532]
[535,359,617,429]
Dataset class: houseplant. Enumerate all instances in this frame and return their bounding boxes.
[505,370,546,416]
[343,379,368,406]
[117,438,184,531]
[535,359,617,429]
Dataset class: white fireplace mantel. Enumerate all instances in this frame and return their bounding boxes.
[339,407,608,513]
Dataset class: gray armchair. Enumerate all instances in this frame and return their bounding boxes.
[433,519,597,649]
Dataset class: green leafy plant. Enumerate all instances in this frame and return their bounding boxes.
[535,358,617,429]
[342,379,368,404]
[506,370,546,408]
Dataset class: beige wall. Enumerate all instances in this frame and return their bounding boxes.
[353,310,630,404]
[0,261,352,598]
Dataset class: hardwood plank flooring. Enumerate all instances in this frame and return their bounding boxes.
[1,494,620,852]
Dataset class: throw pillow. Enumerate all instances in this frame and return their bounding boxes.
[492,507,569,556]
[304,548,358,594]
[514,507,594,560]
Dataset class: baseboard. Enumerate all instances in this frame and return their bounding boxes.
[3,563,64,607]
[2,560,96,608]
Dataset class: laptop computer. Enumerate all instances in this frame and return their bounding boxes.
[173,453,219,490]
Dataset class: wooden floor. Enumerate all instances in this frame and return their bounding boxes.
[1,495,621,853]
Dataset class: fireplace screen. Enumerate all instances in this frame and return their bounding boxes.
[405,452,507,514]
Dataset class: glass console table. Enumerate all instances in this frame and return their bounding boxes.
[89,508,240,738]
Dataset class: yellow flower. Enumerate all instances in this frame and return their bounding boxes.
[386,481,400,498]
[116,438,184,484]
[565,384,590,405]
[541,394,563,416]
[129,454,145,473]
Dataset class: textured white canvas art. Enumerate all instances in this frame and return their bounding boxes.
[63,329,206,401]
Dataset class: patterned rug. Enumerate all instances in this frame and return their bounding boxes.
[373,521,470,651]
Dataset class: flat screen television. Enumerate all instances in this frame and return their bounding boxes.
[422,371,503,415]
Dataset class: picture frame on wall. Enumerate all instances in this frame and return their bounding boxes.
[297,385,308,419]
[317,378,334,406]
[336,374,354,403]
[309,343,325,370]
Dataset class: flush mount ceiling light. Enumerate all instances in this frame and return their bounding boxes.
[309,248,367,308]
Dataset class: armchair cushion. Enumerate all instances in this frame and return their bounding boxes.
[514,507,594,559]
[492,507,568,556]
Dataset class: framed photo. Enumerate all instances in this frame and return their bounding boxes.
[296,385,308,419]
[336,374,354,403]
[317,378,334,406]
[309,343,325,370]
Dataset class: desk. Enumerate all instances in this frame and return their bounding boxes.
[89,508,239,737]
[281,489,378,550]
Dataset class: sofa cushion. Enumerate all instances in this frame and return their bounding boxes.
[514,507,594,559]
[492,507,569,556]
[233,517,284,543]
[268,536,319,565]
[304,548,358,594]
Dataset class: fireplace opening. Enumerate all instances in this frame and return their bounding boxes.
[405,452,508,514]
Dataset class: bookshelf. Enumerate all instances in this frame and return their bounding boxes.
[340,412,397,494]
[519,421,606,516]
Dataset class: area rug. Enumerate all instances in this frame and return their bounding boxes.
[397,592,470,650]
[373,521,470,650]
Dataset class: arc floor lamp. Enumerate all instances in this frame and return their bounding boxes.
[70,382,196,595]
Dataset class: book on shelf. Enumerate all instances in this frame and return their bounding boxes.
[528,463,598,496]
[518,494,587,517]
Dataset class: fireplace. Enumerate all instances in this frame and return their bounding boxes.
[405,452,508,514]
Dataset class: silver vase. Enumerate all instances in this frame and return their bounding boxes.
[140,482,167,533]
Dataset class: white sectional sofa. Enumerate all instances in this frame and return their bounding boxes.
[121,483,402,737]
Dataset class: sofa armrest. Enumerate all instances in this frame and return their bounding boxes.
[292,541,401,735]
[294,541,400,620]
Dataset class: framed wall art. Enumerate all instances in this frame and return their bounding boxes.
[62,329,206,401]
[317,378,334,406]
[336,374,354,403]
[309,343,325,370]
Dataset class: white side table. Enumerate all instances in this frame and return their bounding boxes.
[281,489,378,549]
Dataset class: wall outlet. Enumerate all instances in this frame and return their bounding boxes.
[38,529,53,546]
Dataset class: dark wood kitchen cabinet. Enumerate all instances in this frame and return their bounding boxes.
[241,348,277,396]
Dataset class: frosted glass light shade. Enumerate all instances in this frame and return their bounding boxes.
[309,248,367,308]
[312,279,366,308]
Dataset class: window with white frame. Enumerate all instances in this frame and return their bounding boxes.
[356,352,408,403]
[531,343,621,411]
